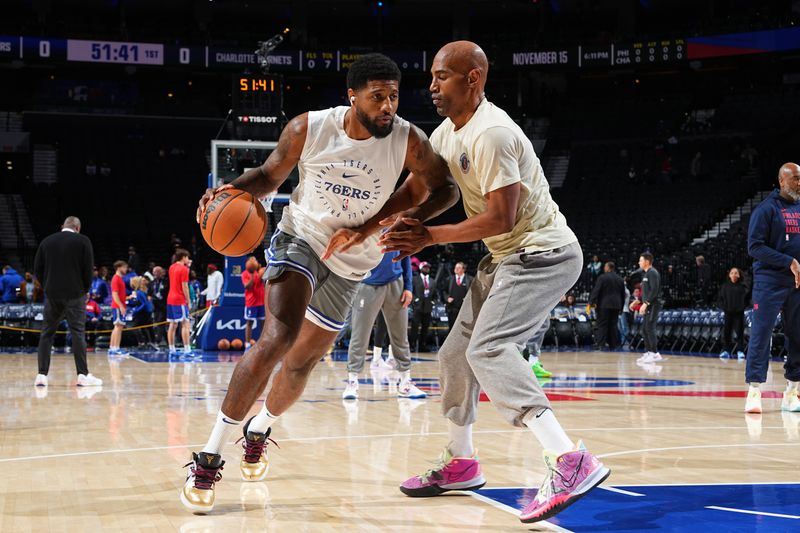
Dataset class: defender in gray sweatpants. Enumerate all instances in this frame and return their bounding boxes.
[440,242,582,427]
[347,277,412,373]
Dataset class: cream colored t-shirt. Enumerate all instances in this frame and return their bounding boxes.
[430,98,577,261]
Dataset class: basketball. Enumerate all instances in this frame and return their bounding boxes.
[200,189,268,257]
[230,338,244,350]
[217,339,230,351]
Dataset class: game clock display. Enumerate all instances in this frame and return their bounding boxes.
[67,39,163,65]
[232,75,283,140]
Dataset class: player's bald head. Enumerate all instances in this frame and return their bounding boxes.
[434,41,488,91]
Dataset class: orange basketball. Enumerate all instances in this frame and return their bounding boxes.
[231,338,244,350]
[200,189,268,257]
[217,338,231,351]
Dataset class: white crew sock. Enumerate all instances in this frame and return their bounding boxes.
[749,382,761,390]
[387,345,394,359]
[373,346,383,361]
[183,345,192,353]
[523,408,574,455]
[202,411,242,455]
[247,403,280,434]
[786,381,799,394]
[348,372,359,383]
[169,344,176,352]
[448,420,474,457]
[530,355,540,364]
[399,370,411,386]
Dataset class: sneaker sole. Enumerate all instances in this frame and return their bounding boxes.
[180,489,214,514]
[745,404,762,414]
[342,394,358,400]
[400,476,487,497]
[397,393,427,399]
[520,466,611,524]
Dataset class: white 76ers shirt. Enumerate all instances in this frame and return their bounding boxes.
[278,106,410,280]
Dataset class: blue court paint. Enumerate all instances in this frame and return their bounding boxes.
[474,483,800,532]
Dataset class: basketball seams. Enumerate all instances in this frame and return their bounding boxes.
[237,199,268,257]
[219,198,255,254]
[207,190,247,247]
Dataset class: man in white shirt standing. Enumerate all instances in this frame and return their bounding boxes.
[201,264,223,308]
[383,41,610,524]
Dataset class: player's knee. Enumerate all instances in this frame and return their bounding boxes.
[282,355,317,378]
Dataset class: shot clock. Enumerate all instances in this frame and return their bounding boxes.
[231,75,283,141]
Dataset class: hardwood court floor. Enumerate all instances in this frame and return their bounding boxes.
[1,349,798,532]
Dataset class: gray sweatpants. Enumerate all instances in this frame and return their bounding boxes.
[347,277,412,373]
[440,242,582,427]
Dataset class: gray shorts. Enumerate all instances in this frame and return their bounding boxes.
[264,231,359,332]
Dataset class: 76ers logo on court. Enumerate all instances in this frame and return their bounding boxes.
[460,152,470,173]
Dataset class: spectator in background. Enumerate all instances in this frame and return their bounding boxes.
[19,271,43,303]
[150,265,168,345]
[410,261,435,352]
[129,276,156,351]
[0,265,23,303]
[99,161,111,177]
[695,255,712,306]
[717,267,748,360]
[241,256,265,349]
[202,264,223,307]
[143,261,157,283]
[619,280,632,346]
[34,216,101,387]
[85,293,101,350]
[92,266,112,305]
[634,252,663,364]
[85,160,97,176]
[587,255,602,281]
[108,260,129,356]
[589,262,626,350]
[188,270,202,311]
[127,246,142,275]
[445,262,471,333]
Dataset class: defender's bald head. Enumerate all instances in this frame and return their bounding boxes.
[435,41,488,92]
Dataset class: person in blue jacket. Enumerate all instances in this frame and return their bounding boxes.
[0,266,23,303]
[745,162,800,414]
[128,276,156,350]
[342,251,426,400]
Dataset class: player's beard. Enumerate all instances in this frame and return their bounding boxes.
[356,107,393,138]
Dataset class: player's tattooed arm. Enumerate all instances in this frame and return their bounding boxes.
[196,114,307,222]
[356,125,458,236]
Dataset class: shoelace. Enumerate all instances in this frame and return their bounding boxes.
[183,461,223,490]
[418,451,450,484]
[236,434,279,464]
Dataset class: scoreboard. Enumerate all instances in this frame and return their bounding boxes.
[512,39,687,69]
[231,75,283,141]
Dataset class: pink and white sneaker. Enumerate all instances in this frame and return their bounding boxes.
[519,441,610,523]
[400,447,486,497]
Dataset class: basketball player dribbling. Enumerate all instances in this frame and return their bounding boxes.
[380,41,610,524]
[182,53,458,513]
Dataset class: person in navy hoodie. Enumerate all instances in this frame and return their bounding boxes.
[744,162,800,414]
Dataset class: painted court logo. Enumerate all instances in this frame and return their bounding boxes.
[460,152,470,173]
